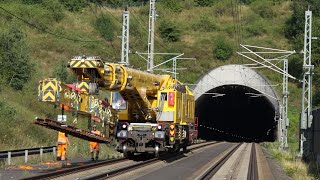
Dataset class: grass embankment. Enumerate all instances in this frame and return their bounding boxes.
[0,1,317,178]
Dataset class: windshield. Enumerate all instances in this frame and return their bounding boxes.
[111,92,127,110]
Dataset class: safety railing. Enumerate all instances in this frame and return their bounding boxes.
[0,146,56,165]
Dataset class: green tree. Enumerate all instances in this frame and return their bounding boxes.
[0,25,32,90]
[284,1,305,40]
[288,54,303,80]
[95,14,115,41]
[159,20,181,42]
[213,38,233,61]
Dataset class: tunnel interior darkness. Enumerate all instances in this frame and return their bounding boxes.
[196,85,278,142]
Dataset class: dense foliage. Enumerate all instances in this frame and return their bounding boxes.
[0,25,32,90]
[214,38,233,61]
[159,20,181,42]
[285,0,320,107]
[95,14,115,41]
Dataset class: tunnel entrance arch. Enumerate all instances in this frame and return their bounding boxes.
[193,65,280,142]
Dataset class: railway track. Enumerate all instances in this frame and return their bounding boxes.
[77,141,219,180]
[196,143,242,180]
[21,158,128,180]
[22,141,216,180]
[207,143,260,180]
[248,143,258,180]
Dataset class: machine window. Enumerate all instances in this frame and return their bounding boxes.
[112,92,127,110]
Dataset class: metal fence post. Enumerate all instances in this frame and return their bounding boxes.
[25,150,28,163]
[7,152,11,165]
[40,147,43,161]
[53,147,56,158]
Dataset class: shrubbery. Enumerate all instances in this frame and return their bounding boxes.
[194,0,214,7]
[251,1,275,19]
[41,0,65,21]
[0,102,16,119]
[54,60,69,83]
[245,18,267,37]
[213,38,233,61]
[288,54,303,80]
[21,0,43,4]
[159,20,181,42]
[59,0,87,12]
[0,24,32,90]
[192,15,217,32]
[160,0,182,13]
[95,14,115,41]
[103,0,148,8]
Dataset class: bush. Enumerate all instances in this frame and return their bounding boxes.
[245,18,267,36]
[104,0,148,8]
[0,101,16,119]
[159,21,181,42]
[288,54,303,80]
[192,15,217,32]
[95,14,115,41]
[194,0,214,7]
[251,0,275,19]
[42,0,65,21]
[59,0,87,12]
[213,38,233,61]
[21,0,43,4]
[0,24,32,90]
[160,0,182,13]
[54,60,69,82]
[313,91,320,108]
[284,1,305,40]
[212,1,232,16]
[240,0,258,4]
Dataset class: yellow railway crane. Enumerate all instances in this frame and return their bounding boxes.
[68,55,197,157]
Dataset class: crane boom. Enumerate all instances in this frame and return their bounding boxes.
[68,55,197,157]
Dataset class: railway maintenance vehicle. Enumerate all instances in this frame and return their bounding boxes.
[67,55,198,158]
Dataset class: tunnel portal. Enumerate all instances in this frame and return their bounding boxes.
[193,65,280,142]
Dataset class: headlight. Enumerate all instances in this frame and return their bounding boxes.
[157,125,162,130]
[122,124,127,129]
[117,130,127,138]
[155,131,165,139]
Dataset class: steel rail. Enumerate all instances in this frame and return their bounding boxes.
[197,143,242,180]
[80,141,219,180]
[21,158,128,180]
[247,143,258,180]
[21,141,214,180]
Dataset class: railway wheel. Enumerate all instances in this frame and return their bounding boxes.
[183,145,187,152]
[123,144,133,159]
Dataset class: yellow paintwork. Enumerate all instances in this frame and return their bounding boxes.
[69,59,195,125]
